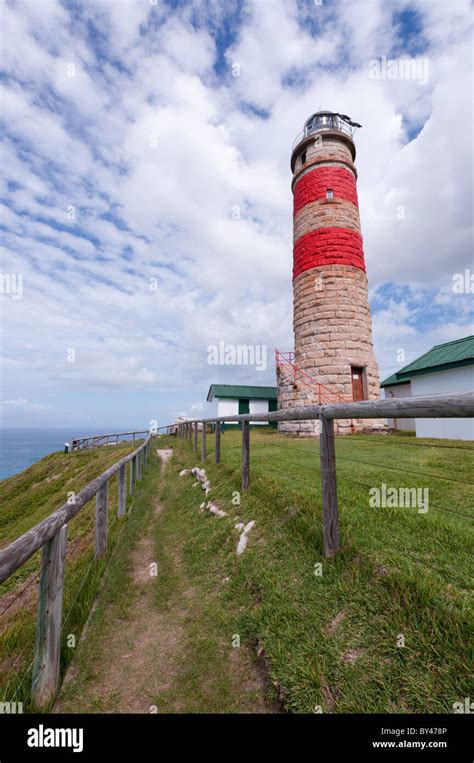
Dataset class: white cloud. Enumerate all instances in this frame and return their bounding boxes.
[0,0,472,424]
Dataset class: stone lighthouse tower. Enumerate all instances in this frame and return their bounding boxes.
[277,111,381,434]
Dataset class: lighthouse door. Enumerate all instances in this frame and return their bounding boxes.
[351,366,365,401]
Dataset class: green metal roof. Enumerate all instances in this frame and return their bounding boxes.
[379,372,408,388]
[207,384,277,402]
[381,335,474,387]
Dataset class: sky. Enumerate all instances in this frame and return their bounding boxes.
[0,0,472,431]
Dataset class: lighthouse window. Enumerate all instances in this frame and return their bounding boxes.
[301,150,306,165]
[326,188,334,199]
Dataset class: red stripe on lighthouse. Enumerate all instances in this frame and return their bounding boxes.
[293,227,365,279]
[293,167,358,215]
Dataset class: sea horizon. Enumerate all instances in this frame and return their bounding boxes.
[0,426,142,481]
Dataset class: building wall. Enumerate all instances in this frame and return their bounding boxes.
[217,398,238,422]
[216,397,271,425]
[383,382,415,431]
[411,367,474,440]
[249,398,269,424]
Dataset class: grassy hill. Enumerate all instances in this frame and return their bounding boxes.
[0,442,138,705]
[150,430,473,712]
[53,430,473,714]
[1,430,473,713]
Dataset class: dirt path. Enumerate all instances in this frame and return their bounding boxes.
[55,449,270,713]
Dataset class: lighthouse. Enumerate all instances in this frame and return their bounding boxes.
[277,111,381,435]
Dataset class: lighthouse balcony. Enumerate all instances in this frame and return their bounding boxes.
[292,111,361,152]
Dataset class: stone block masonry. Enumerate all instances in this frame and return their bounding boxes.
[278,117,383,436]
[293,228,365,278]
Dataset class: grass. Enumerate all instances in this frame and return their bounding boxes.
[155,428,473,713]
[56,449,272,713]
[0,441,140,708]
[2,429,473,713]
[55,451,164,713]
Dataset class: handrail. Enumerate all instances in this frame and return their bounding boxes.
[276,349,349,404]
[73,429,149,441]
[0,433,152,584]
[292,119,355,152]
[71,429,150,451]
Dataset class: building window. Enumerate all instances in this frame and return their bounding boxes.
[301,150,306,164]
[326,188,333,200]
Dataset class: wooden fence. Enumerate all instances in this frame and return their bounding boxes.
[0,433,153,709]
[1,393,472,709]
[174,393,474,559]
[70,429,150,451]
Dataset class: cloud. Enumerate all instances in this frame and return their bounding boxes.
[0,0,472,426]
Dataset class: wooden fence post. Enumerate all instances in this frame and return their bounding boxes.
[194,422,198,452]
[188,422,192,444]
[201,423,206,462]
[132,433,136,445]
[95,481,108,559]
[118,464,126,517]
[31,525,67,709]
[215,421,221,464]
[319,415,340,557]
[137,449,142,481]
[130,456,136,495]
[242,420,250,490]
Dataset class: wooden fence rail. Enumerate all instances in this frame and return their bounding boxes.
[70,429,150,451]
[0,432,153,708]
[2,392,473,708]
[174,392,474,559]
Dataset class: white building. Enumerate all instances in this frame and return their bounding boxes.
[206,384,278,428]
[380,336,474,440]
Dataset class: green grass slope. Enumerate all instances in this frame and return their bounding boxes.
[157,429,473,713]
[0,442,138,706]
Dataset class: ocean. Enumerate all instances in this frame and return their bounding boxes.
[0,428,119,481]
